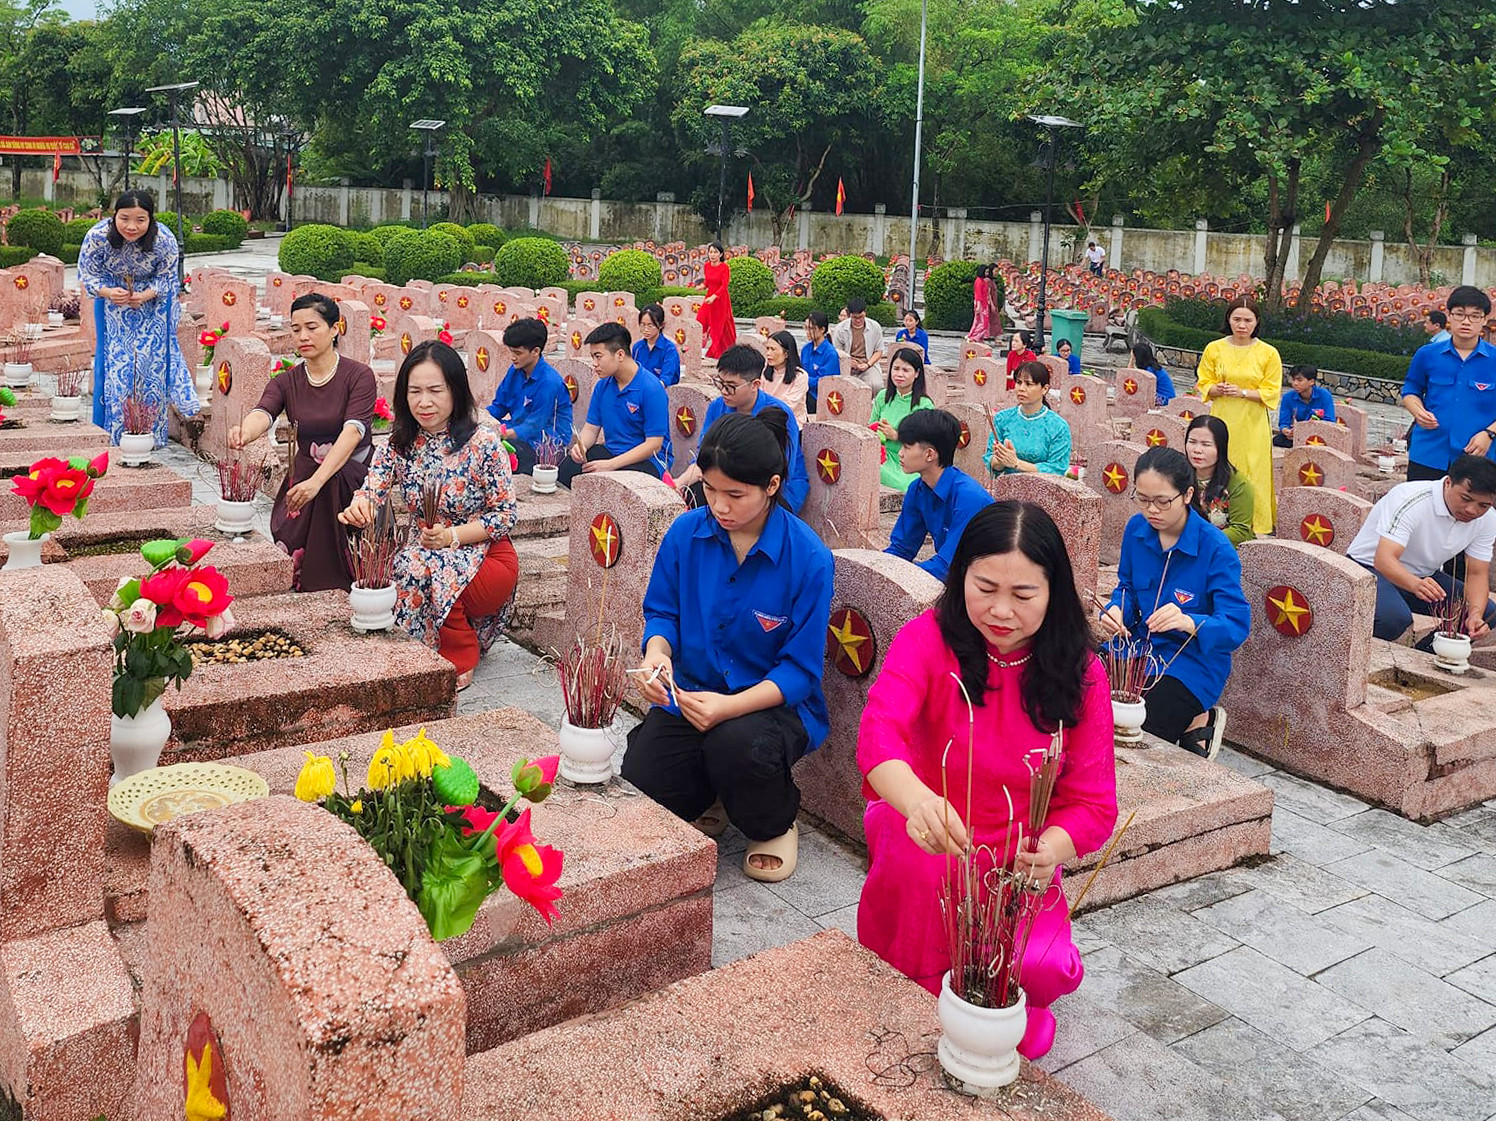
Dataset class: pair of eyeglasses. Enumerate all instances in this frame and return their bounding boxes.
[1449,310,1488,322]
[711,378,748,394]
[1131,490,1182,511]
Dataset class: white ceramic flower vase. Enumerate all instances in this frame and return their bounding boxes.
[47,312,62,327]
[110,697,171,785]
[194,363,213,405]
[349,582,397,633]
[2,530,47,570]
[1111,694,1147,744]
[531,464,559,494]
[558,718,615,784]
[937,972,1027,1095]
[23,323,41,341]
[4,362,32,389]
[1432,632,1473,675]
[50,394,80,422]
[214,497,256,535]
[118,432,154,467]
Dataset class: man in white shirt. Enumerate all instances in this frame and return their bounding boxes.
[1346,454,1496,646]
[830,297,886,392]
[1085,241,1106,276]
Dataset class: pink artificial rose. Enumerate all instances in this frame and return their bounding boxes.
[122,599,157,634]
[101,608,120,639]
[203,604,236,639]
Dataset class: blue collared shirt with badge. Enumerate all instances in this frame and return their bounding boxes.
[1276,383,1337,430]
[699,389,809,512]
[486,355,574,447]
[1401,336,1496,471]
[632,335,682,387]
[801,338,841,400]
[885,465,993,582]
[641,504,834,748]
[586,366,673,474]
[1105,509,1251,709]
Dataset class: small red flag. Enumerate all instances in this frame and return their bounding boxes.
[51,152,60,183]
[747,172,754,213]
[543,157,552,196]
[1325,201,1331,223]
[285,153,294,197]
[835,177,845,216]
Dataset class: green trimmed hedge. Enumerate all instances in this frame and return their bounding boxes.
[348,231,384,268]
[184,233,236,254]
[429,221,476,263]
[466,222,505,250]
[5,208,63,256]
[279,224,356,280]
[200,209,249,246]
[353,264,387,280]
[434,272,486,286]
[492,236,570,289]
[369,224,416,246]
[64,216,100,242]
[0,246,37,267]
[743,296,899,328]
[598,248,664,296]
[59,244,80,264]
[1137,307,1413,382]
[384,230,462,286]
[1162,297,1424,357]
[922,261,1005,333]
[810,254,886,313]
[727,257,776,309]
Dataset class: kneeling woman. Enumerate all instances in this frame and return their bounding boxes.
[857,501,1118,1060]
[339,341,518,689]
[623,409,833,884]
[1184,415,1255,547]
[1101,447,1251,757]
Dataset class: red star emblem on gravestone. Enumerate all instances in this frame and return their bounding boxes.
[1070,386,1086,405]
[964,347,977,360]
[1298,461,1324,487]
[1122,378,1138,395]
[669,302,684,317]
[826,607,875,678]
[1145,428,1168,448]
[614,296,626,308]
[1300,514,1334,547]
[571,330,583,351]
[815,448,842,484]
[493,300,506,316]
[958,422,971,449]
[457,294,470,309]
[673,328,687,346]
[1101,462,1128,494]
[337,317,346,336]
[760,325,771,337]
[216,360,232,396]
[272,276,283,288]
[583,298,596,312]
[400,332,413,355]
[826,391,844,415]
[1306,435,1326,446]
[675,406,696,437]
[475,347,490,373]
[220,290,236,306]
[12,276,27,290]
[564,375,579,403]
[537,306,551,323]
[399,296,413,311]
[438,290,449,303]
[1337,417,1347,427]
[185,1012,229,1118]
[588,514,621,568]
[373,292,386,306]
[973,368,988,387]
[1265,584,1313,636]
[1181,410,1196,420]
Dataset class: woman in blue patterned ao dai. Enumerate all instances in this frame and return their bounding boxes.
[77,190,199,445]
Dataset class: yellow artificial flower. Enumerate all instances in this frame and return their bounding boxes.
[367,731,402,791]
[293,751,336,803]
[403,734,434,779]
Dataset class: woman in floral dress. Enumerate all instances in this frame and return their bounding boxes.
[340,341,518,689]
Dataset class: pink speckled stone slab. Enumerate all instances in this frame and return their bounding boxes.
[1274,487,1372,556]
[1111,367,1156,418]
[0,451,193,522]
[1135,409,1189,452]
[816,375,873,427]
[666,382,714,476]
[0,566,114,940]
[160,590,455,763]
[1279,444,1357,495]
[461,930,1113,1121]
[509,473,572,539]
[802,419,882,550]
[131,796,465,1121]
[947,400,994,484]
[1049,374,1111,464]
[991,472,1101,600]
[0,920,135,1121]
[1293,418,1354,456]
[0,416,109,454]
[461,328,504,405]
[1084,440,1146,566]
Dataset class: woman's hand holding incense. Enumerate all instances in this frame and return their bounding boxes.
[1012,827,1075,890]
[908,793,970,857]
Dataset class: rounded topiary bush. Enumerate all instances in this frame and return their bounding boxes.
[598,249,663,296]
[5,208,64,257]
[155,211,181,237]
[466,222,505,250]
[727,256,776,309]
[200,209,249,246]
[810,254,886,314]
[278,223,356,281]
[369,223,415,246]
[383,230,462,286]
[923,261,980,332]
[347,231,384,269]
[65,216,101,242]
[492,236,570,289]
[429,221,476,263]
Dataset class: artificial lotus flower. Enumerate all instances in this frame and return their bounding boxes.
[450,803,498,838]
[294,751,336,802]
[139,566,191,626]
[494,809,563,924]
[172,565,233,628]
[9,457,65,504]
[511,755,560,803]
[176,538,215,566]
[37,467,93,516]
[86,450,109,478]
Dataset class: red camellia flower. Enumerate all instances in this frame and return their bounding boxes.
[176,538,215,566]
[493,809,563,924]
[373,397,394,421]
[87,451,109,478]
[198,330,219,348]
[451,804,499,837]
[9,457,62,505]
[533,755,560,785]
[171,565,233,627]
[139,567,190,627]
[38,468,93,515]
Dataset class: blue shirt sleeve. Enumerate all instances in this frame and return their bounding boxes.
[764,540,835,711]
[1153,366,1176,406]
[886,496,925,563]
[1317,386,1336,423]
[487,369,515,423]
[782,409,808,512]
[1067,353,1081,375]
[1276,393,1293,431]
[642,377,669,440]
[641,520,685,655]
[660,340,681,388]
[919,477,991,582]
[1401,348,1431,400]
[1188,535,1252,658]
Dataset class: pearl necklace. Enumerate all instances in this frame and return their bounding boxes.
[306,355,340,388]
[987,651,1031,668]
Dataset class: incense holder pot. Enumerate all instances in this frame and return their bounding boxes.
[937,972,1026,1095]
[1432,631,1472,675]
[558,718,615,785]
[118,432,154,467]
[349,582,397,633]
[214,498,256,536]
[1111,693,1147,744]
[531,464,559,494]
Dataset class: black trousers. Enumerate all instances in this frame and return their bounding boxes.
[511,438,536,475]
[557,444,662,489]
[621,705,809,841]
[1141,674,1206,746]
[1272,432,1294,448]
[1407,460,1444,482]
[806,388,818,415]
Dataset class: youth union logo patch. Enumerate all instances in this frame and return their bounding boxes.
[1173,589,1195,606]
[754,611,786,632]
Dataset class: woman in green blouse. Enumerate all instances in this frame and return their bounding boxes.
[1184,415,1255,547]
[985,360,1073,476]
[870,346,934,491]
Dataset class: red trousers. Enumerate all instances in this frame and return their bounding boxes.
[438,538,519,674]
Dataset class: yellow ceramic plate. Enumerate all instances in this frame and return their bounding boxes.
[108,762,270,834]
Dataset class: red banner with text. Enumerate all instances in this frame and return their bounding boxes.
[0,136,81,156]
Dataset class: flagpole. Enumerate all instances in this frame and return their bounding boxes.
[906,0,928,310]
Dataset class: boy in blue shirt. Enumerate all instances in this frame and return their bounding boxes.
[1402,286,1496,480]
[486,317,573,474]
[885,409,993,581]
[800,310,840,414]
[559,322,671,488]
[1273,364,1337,448]
[672,345,809,512]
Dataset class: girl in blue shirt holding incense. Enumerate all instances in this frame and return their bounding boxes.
[623,409,834,885]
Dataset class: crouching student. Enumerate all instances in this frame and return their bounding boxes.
[671,344,808,513]
[1099,447,1251,759]
[1345,453,1496,647]
[885,409,993,581]
[1274,364,1336,448]
[558,322,671,488]
[801,311,840,414]
[486,317,573,474]
[632,303,681,387]
[622,409,834,884]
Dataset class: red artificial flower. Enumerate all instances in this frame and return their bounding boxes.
[87,450,109,479]
[219,322,230,333]
[509,452,518,472]
[198,330,219,348]
[438,330,454,345]
[176,538,215,566]
[171,565,233,627]
[139,567,190,627]
[494,809,563,924]
[450,804,499,837]
[533,755,560,785]
[37,468,93,515]
[373,397,393,421]
[9,457,64,506]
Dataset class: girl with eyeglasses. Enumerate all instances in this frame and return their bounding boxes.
[1098,447,1250,758]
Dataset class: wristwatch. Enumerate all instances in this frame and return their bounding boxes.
[1485,429,1496,441]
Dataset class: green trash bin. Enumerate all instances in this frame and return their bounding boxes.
[1048,309,1089,362]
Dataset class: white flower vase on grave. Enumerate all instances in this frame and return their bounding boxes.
[348,582,397,633]
[937,973,1027,1095]
[214,498,256,536]
[1111,693,1146,744]
[194,364,213,405]
[4,362,32,389]
[46,312,62,327]
[118,432,154,467]
[1432,632,1473,675]
[1,530,47,570]
[558,718,615,785]
[531,465,559,494]
[23,323,41,341]
[110,697,171,785]
[50,395,81,422]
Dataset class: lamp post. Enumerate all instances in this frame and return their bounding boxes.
[280,123,302,231]
[703,105,749,245]
[409,120,446,229]
[107,106,147,193]
[145,80,200,289]
[1025,114,1082,354]
[906,0,929,309]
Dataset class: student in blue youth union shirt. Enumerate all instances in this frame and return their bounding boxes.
[623,409,834,885]
[631,303,681,388]
[1100,447,1251,761]
[558,322,671,488]
[485,317,574,474]
[885,409,994,581]
[800,310,841,414]
[1273,364,1336,448]
[1401,285,1496,480]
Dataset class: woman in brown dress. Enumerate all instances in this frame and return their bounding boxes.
[229,292,377,591]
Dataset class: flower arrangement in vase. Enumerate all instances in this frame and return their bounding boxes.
[198,321,229,366]
[104,537,235,783]
[3,451,110,570]
[372,396,394,432]
[346,493,409,632]
[294,728,565,940]
[50,363,86,422]
[119,390,160,466]
[437,321,455,346]
[530,434,565,494]
[369,313,387,338]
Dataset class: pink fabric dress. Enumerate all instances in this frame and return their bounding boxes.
[856,610,1118,1059]
[967,275,992,341]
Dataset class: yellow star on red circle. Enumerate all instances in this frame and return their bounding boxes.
[1122,378,1138,395]
[816,448,842,484]
[1298,462,1324,487]
[1300,515,1334,546]
[1265,585,1313,635]
[1102,463,1127,493]
[1146,429,1168,447]
[826,608,874,677]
